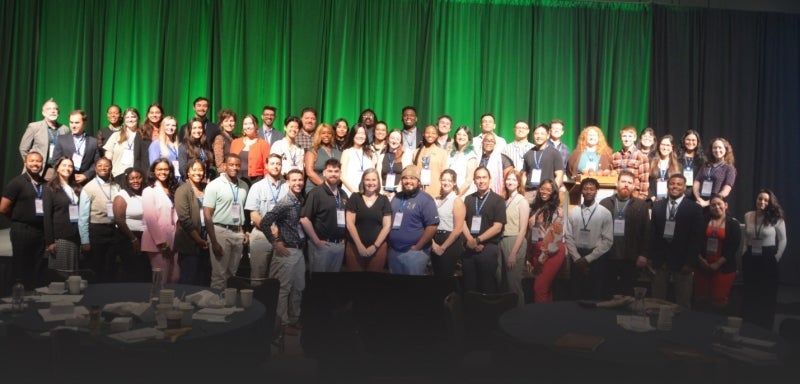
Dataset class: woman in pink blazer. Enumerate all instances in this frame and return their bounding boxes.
[142,158,180,283]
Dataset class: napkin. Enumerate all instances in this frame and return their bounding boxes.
[616,315,656,332]
[192,307,241,323]
[103,302,155,322]
[711,343,779,365]
[186,290,225,308]
[35,287,67,295]
[38,306,89,322]
[108,327,164,344]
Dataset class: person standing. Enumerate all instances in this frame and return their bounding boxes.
[97,104,123,157]
[178,97,220,147]
[43,157,82,271]
[431,170,465,280]
[260,106,283,145]
[472,114,507,157]
[245,154,288,283]
[53,110,100,185]
[174,160,210,285]
[548,119,571,169]
[112,168,150,282]
[695,195,741,311]
[104,107,149,179]
[400,106,423,153]
[19,99,68,180]
[649,174,705,308]
[741,189,787,329]
[296,107,318,151]
[301,159,347,273]
[0,152,46,288]
[611,126,650,200]
[500,170,529,306]
[528,179,565,303]
[344,169,392,272]
[521,123,564,204]
[141,159,180,284]
[78,158,119,282]
[387,165,439,275]
[566,178,614,300]
[259,169,306,336]
[204,154,249,289]
[462,166,507,293]
[412,125,449,196]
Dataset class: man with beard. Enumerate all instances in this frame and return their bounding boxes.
[300,159,347,272]
[649,174,704,308]
[78,157,120,281]
[245,154,288,283]
[1,152,47,288]
[387,165,439,275]
[599,170,650,297]
[296,107,318,151]
[179,97,220,147]
[19,99,69,180]
[461,166,506,293]
[260,105,283,145]
[53,110,100,185]
[565,177,613,300]
[259,169,306,336]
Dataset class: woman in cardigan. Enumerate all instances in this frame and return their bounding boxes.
[229,113,270,185]
[694,194,741,311]
[212,109,237,175]
[693,137,736,208]
[173,160,209,285]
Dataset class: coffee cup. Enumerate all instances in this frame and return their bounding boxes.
[178,302,193,327]
[727,316,743,334]
[223,288,237,307]
[66,276,81,294]
[240,289,254,308]
[49,282,65,293]
[166,310,183,329]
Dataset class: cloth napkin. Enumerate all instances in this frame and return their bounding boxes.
[185,290,225,308]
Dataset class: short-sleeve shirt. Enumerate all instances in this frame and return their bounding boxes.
[345,192,392,245]
[203,174,249,225]
[388,189,439,252]
[301,184,348,240]
[2,173,44,227]
[521,146,564,190]
[464,190,507,244]
[244,177,288,217]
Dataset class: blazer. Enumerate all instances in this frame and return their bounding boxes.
[649,198,705,271]
[43,186,80,245]
[173,182,205,254]
[141,185,178,253]
[702,216,742,274]
[52,133,101,180]
[19,119,69,161]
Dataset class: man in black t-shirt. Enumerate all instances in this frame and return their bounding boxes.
[462,166,507,293]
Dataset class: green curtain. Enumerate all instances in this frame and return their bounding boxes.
[1,0,650,185]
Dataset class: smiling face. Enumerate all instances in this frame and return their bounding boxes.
[57,159,74,180]
[533,126,549,146]
[242,116,257,138]
[301,111,317,132]
[69,113,85,135]
[505,172,519,193]
[482,134,496,153]
[473,168,491,194]
[402,108,417,129]
[288,172,304,194]
[267,156,282,178]
[620,130,636,149]
[362,171,379,194]
[388,131,402,150]
[581,182,598,204]
[514,122,530,141]
[261,108,276,127]
[194,100,209,118]
[616,174,634,199]
[550,123,564,140]
[423,125,438,145]
[640,131,654,148]
[24,152,43,175]
[374,123,388,142]
[285,121,299,140]
[711,140,726,162]
[147,106,162,124]
[440,172,455,195]
[538,182,554,202]
[353,127,367,147]
[401,174,420,193]
[335,121,349,140]
[42,101,59,123]
[127,171,143,192]
[225,156,241,178]
[124,111,139,131]
[222,116,236,134]
[709,196,727,219]
[187,162,205,185]
[95,158,111,179]
[684,133,698,151]
[153,161,171,183]
[106,105,121,126]
[437,117,452,136]
[455,129,469,148]
[323,164,341,186]
[586,129,599,147]
[667,176,686,199]
[190,121,204,139]
[756,192,770,211]
[163,117,177,136]
[480,115,495,133]
[658,137,673,157]
[319,125,333,145]
[360,111,376,126]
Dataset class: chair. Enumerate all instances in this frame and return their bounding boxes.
[226,276,282,354]
[462,291,519,348]
[443,291,465,351]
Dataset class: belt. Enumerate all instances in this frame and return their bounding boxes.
[90,222,116,227]
[216,223,242,233]
[282,242,302,249]
[435,230,451,235]
[322,238,344,244]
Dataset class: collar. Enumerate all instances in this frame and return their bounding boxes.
[582,200,597,210]
[669,195,685,206]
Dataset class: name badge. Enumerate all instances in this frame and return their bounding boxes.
[470,215,482,234]
[392,212,404,229]
[297,223,305,239]
[200,211,205,227]
[336,208,345,228]
[663,221,676,239]
[705,237,719,254]
[585,161,596,172]
[530,228,540,243]
[35,198,44,216]
[656,180,667,198]
[172,160,181,177]
[106,201,114,218]
[49,144,55,161]
[385,173,396,191]
[530,169,542,186]
[578,229,591,247]
[420,168,431,186]
[683,169,694,184]
[750,239,762,255]
[71,153,84,171]
[121,148,135,166]
[613,219,625,236]
[701,180,713,197]
[231,203,241,223]
[69,204,79,223]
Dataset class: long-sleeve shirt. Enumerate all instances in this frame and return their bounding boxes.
[78,177,119,244]
[260,193,304,248]
[565,201,614,263]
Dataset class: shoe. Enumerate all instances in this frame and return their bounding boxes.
[283,325,299,336]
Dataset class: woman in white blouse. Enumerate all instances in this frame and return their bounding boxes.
[340,125,376,196]
[431,169,465,279]
[741,188,787,329]
[448,126,478,198]
[270,116,305,176]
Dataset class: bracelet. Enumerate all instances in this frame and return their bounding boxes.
[476,235,481,244]
[373,243,379,249]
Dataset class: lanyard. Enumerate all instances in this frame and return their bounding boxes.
[73,135,86,155]
[263,128,271,142]
[581,204,598,230]
[355,149,365,171]
[228,180,240,203]
[684,156,693,169]
[614,196,630,219]
[199,149,207,161]
[30,178,42,198]
[475,190,491,215]
[755,214,763,240]
[327,183,342,208]
[706,163,722,179]
[532,148,544,169]
[404,130,416,149]
[168,145,178,158]
[659,167,667,180]
[96,178,113,201]
[290,146,298,165]
[267,179,281,204]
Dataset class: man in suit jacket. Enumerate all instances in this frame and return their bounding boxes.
[178,97,220,147]
[260,105,283,145]
[18,98,69,180]
[401,106,424,153]
[53,110,100,184]
[649,173,705,308]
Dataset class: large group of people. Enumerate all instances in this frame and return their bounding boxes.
[2,97,787,334]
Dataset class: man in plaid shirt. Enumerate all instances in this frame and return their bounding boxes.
[611,126,649,199]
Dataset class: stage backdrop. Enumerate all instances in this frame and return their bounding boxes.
[1,0,798,281]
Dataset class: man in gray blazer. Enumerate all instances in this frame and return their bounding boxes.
[52,110,100,184]
[19,98,68,180]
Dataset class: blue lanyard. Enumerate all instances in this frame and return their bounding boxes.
[475,190,491,215]
[355,150,365,171]
[199,149,207,161]
[263,128,271,142]
[659,167,667,180]
[228,181,240,203]
[73,135,86,155]
[290,147,298,165]
[327,183,342,208]
[30,178,42,198]
[532,148,544,169]
[168,145,178,158]
[614,196,630,219]
[706,164,722,180]
[404,130,415,149]
[581,204,598,230]
[267,180,280,204]
[684,156,693,169]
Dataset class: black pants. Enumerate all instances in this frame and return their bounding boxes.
[117,231,151,282]
[10,221,45,289]
[606,258,636,297]
[741,247,779,330]
[431,231,462,279]
[462,242,499,294]
[571,251,609,300]
[89,223,119,283]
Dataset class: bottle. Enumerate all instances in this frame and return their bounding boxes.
[150,268,163,301]
[11,280,24,314]
[89,305,102,336]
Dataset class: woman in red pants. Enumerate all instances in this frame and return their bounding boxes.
[527,179,565,302]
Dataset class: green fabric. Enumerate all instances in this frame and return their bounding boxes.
[1,0,650,184]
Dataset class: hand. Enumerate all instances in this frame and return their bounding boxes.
[315,239,328,248]
[47,243,57,255]
[575,257,590,276]
[506,256,517,270]
[274,241,290,257]
[697,199,709,208]
[196,239,208,249]
[431,242,443,256]
[211,242,224,259]
[357,244,369,257]
[81,244,91,253]
[74,174,87,184]
[465,237,478,250]
[131,238,141,253]
[243,233,249,245]
[635,255,649,268]
[475,244,485,253]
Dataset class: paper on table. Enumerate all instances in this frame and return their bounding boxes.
[36,294,83,303]
[185,290,224,308]
[196,307,243,316]
[107,327,164,344]
[192,313,230,323]
[35,287,67,295]
[736,335,777,348]
[37,306,89,322]
[616,315,656,332]
[712,343,779,364]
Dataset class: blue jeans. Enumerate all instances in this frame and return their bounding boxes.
[388,248,430,275]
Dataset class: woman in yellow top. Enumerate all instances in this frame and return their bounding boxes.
[412,125,449,195]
